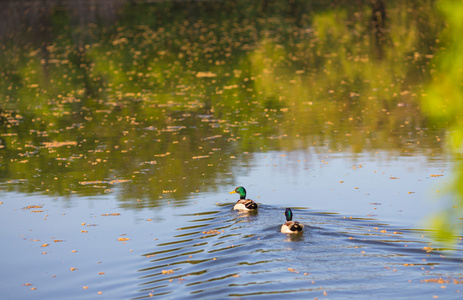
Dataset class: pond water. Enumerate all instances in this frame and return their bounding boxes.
[2,149,462,299]
[1,0,462,299]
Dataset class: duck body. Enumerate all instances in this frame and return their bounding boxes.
[281,221,304,233]
[281,208,304,233]
[230,186,258,211]
[233,199,258,210]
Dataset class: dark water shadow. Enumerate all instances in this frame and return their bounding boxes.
[133,206,463,299]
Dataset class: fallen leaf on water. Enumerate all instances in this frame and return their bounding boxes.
[196,71,217,78]
[23,205,43,210]
[202,230,221,235]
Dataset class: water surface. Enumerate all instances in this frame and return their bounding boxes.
[1,150,462,299]
[0,0,462,299]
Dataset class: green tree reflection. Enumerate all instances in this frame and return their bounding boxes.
[0,0,449,211]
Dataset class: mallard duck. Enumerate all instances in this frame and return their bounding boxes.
[281,208,304,233]
[229,186,258,210]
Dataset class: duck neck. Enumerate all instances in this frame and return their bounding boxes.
[237,187,246,199]
[285,209,293,221]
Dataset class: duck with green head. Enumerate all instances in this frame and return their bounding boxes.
[229,186,258,211]
[281,208,304,233]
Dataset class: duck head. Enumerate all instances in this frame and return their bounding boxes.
[230,186,247,199]
[285,208,293,221]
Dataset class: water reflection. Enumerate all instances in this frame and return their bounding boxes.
[0,0,448,207]
[136,206,463,299]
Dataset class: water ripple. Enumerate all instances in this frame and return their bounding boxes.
[133,206,463,299]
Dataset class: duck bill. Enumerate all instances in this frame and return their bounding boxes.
[229,190,236,194]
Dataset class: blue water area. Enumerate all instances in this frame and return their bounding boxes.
[0,150,462,299]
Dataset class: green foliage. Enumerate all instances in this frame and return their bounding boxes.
[422,0,463,242]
